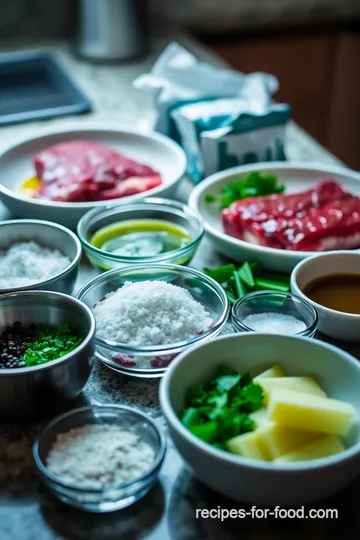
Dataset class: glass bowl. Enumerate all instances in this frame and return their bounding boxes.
[76,264,229,378]
[77,198,204,271]
[231,291,318,337]
[33,405,166,513]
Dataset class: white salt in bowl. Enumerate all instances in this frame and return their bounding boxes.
[0,219,81,295]
[231,291,318,337]
[33,405,166,512]
[76,264,229,378]
[160,333,360,506]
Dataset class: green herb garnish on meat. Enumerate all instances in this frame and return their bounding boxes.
[180,366,264,445]
[205,171,285,209]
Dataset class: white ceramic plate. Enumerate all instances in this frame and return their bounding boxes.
[189,162,360,272]
[0,126,187,230]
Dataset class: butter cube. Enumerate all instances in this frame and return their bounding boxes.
[268,389,355,435]
[275,436,345,463]
[262,423,321,459]
[226,426,272,461]
[250,408,269,428]
[226,422,320,461]
[258,376,326,405]
[255,364,284,380]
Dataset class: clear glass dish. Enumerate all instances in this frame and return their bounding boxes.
[33,405,166,513]
[231,291,318,337]
[77,198,204,271]
[76,264,229,378]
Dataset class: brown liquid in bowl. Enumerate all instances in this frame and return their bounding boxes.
[303,273,360,314]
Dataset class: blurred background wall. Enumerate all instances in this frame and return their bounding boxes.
[1,0,360,169]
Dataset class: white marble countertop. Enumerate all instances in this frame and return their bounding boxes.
[1,32,358,540]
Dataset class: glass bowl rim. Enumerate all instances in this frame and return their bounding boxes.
[77,197,205,264]
[76,263,230,353]
[33,404,167,493]
[231,290,318,336]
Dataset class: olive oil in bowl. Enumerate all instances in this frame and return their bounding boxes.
[90,219,191,258]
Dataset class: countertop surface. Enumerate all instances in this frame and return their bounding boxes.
[0,31,359,540]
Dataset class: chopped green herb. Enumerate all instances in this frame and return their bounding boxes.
[205,171,285,209]
[23,324,83,367]
[180,366,264,448]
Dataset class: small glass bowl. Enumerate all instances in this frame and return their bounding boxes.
[231,291,318,337]
[77,198,204,271]
[76,264,229,377]
[33,405,166,513]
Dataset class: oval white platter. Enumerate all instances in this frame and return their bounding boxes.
[189,162,360,272]
[0,125,187,230]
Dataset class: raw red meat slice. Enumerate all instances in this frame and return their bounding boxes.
[222,180,350,239]
[222,180,360,251]
[33,140,162,202]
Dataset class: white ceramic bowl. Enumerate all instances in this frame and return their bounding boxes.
[0,126,187,230]
[189,162,360,272]
[160,333,360,506]
[291,251,360,342]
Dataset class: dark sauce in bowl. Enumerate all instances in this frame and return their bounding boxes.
[303,273,360,314]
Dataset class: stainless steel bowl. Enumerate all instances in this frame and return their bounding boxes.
[0,219,82,294]
[0,291,96,420]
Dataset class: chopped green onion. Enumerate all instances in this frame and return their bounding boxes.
[261,272,291,284]
[233,270,247,299]
[254,278,290,293]
[204,264,235,283]
[225,290,237,304]
[203,260,290,301]
[238,261,255,288]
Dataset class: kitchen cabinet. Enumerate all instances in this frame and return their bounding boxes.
[207,29,360,170]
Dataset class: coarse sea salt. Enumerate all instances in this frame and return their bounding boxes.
[242,312,307,335]
[46,424,155,489]
[0,241,71,289]
[94,280,213,346]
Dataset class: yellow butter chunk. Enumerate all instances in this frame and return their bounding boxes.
[226,422,320,461]
[258,376,326,405]
[275,436,346,463]
[250,408,269,428]
[255,364,284,380]
[225,425,272,461]
[268,388,355,435]
[261,423,321,459]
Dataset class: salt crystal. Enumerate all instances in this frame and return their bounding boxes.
[242,312,307,335]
